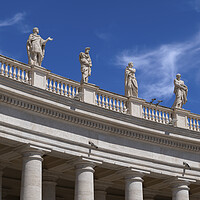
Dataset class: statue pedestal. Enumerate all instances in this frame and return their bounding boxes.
[173,108,190,129]
[31,65,50,90]
[128,97,145,118]
[80,83,99,105]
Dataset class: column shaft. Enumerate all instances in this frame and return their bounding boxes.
[43,181,57,200]
[172,182,190,200]
[20,150,43,200]
[75,162,95,200]
[125,174,144,200]
[95,191,107,200]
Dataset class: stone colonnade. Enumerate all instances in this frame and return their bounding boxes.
[0,147,195,200]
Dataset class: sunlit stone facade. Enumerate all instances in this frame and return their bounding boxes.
[0,54,200,200]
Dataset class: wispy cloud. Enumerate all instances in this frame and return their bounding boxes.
[0,13,25,27]
[190,0,200,12]
[115,32,200,101]
[95,31,110,40]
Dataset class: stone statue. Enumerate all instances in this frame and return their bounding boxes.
[27,27,53,66]
[79,47,92,83]
[172,73,188,108]
[125,62,138,97]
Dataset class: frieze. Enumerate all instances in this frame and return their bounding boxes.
[0,94,199,153]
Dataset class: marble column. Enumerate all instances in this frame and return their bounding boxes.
[43,171,57,200]
[95,181,111,200]
[20,149,44,200]
[74,160,95,200]
[172,180,190,200]
[125,172,144,200]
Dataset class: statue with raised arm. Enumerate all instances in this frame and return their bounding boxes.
[125,62,138,97]
[27,27,53,66]
[172,73,188,109]
[79,47,92,83]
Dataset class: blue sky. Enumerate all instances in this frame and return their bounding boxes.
[0,0,200,114]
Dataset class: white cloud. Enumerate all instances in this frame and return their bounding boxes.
[190,0,200,12]
[115,32,200,101]
[0,13,25,27]
[95,31,110,40]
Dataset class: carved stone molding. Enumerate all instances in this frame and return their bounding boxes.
[0,94,200,153]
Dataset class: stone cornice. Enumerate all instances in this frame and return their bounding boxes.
[0,93,200,153]
[1,75,199,141]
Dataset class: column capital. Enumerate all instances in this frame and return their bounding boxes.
[171,177,196,188]
[74,156,103,169]
[43,170,58,183]
[119,167,150,179]
[95,180,112,190]
[17,144,51,158]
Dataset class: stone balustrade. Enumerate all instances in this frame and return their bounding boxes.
[46,73,80,98]
[0,54,31,84]
[187,113,200,131]
[1,54,200,132]
[142,102,173,125]
[96,89,128,114]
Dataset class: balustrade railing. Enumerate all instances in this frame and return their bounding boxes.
[0,55,31,84]
[1,54,200,132]
[187,113,200,131]
[46,73,80,98]
[142,103,173,125]
[96,90,128,113]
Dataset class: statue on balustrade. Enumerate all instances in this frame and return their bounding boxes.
[27,27,53,66]
[125,62,138,97]
[172,73,188,109]
[79,47,92,83]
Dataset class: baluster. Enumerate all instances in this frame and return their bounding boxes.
[105,96,108,109]
[145,106,148,119]
[120,100,123,112]
[152,108,155,120]
[9,65,13,78]
[75,87,79,95]
[13,66,16,80]
[165,112,169,124]
[155,109,159,122]
[25,70,29,83]
[5,63,8,77]
[68,85,72,97]
[116,99,119,112]
[21,69,25,82]
[197,120,199,131]
[193,118,196,131]
[158,110,162,123]
[113,98,116,111]
[123,101,127,113]
[17,67,21,81]
[102,95,105,108]
[72,86,75,97]
[64,83,67,96]
[1,62,4,75]
[57,81,60,94]
[49,78,52,92]
[53,80,56,93]
[189,118,193,130]
[148,108,151,120]
[98,94,101,106]
[109,97,112,110]
[60,82,64,95]
[162,112,166,124]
